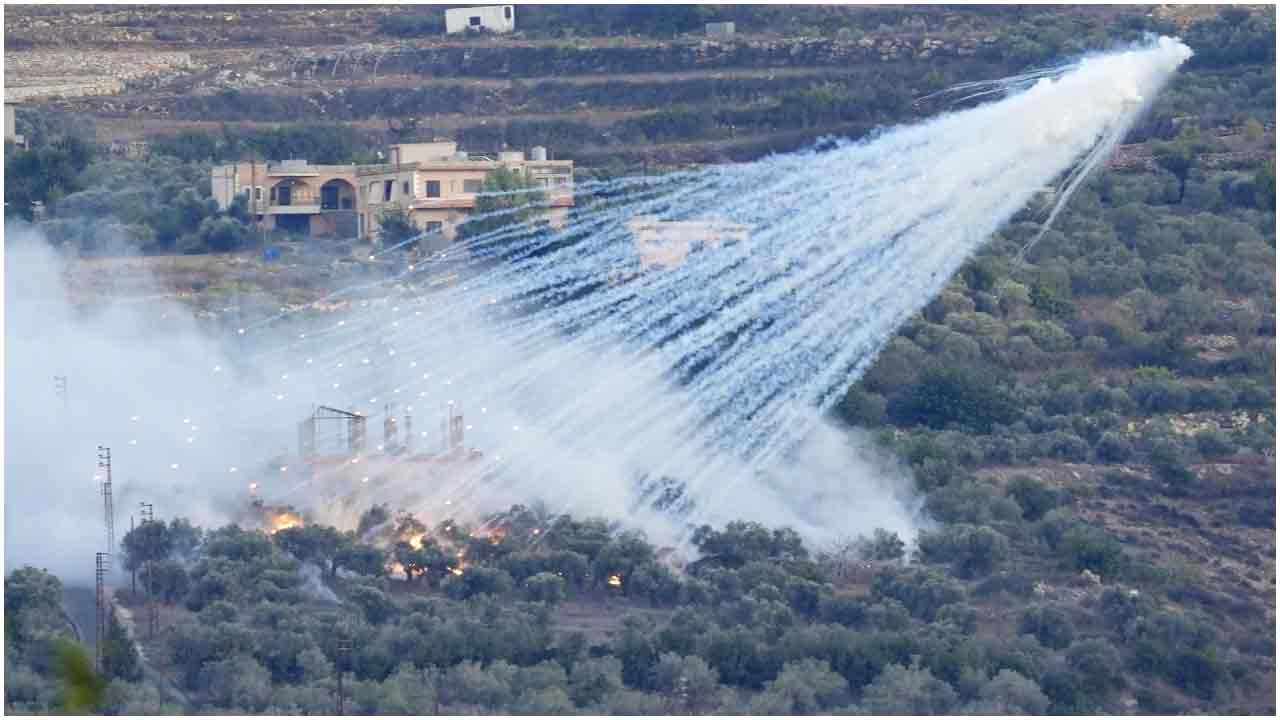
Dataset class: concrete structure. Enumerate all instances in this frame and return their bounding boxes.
[211,159,360,239]
[627,216,750,271]
[445,5,515,35]
[5,102,26,148]
[211,141,573,246]
[705,21,736,39]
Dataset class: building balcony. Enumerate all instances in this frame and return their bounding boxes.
[268,203,321,215]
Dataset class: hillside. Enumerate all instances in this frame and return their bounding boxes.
[4,4,1276,717]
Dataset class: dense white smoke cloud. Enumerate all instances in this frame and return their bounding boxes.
[4,37,1191,582]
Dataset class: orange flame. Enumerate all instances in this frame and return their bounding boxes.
[268,511,303,535]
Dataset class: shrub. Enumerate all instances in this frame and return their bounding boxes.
[871,567,964,622]
[1094,432,1135,463]
[838,388,887,427]
[1006,475,1060,521]
[521,572,566,605]
[1195,429,1236,459]
[1019,604,1075,650]
[915,525,1009,578]
[887,365,1019,433]
[1058,525,1125,578]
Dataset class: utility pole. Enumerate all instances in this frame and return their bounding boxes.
[97,446,114,552]
[139,502,158,639]
[335,630,352,715]
[129,515,136,596]
[54,375,67,410]
[94,552,111,673]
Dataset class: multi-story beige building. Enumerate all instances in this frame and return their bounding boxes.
[210,141,573,248]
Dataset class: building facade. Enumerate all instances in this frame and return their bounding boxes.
[444,5,515,35]
[210,141,573,248]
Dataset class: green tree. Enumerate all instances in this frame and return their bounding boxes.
[101,613,142,682]
[457,166,547,249]
[859,663,958,715]
[1154,146,1196,203]
[887,365,1019,433]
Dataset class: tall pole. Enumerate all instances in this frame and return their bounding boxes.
[138,502,158,639]
[54,375,68,410]
[97,446,114,552]
[129,515,136,595]
[94,552,110,673]
[335,631,352,715]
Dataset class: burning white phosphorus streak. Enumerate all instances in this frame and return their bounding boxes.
[95,38,1190,544]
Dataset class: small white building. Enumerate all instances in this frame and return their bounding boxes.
[705,21,735,39]
[445,5,515,35]
[4,102,26,148]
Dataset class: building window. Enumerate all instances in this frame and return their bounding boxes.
[426,180,441,198]
[383,180,393,202]
[402,181,410,196]
[426,221,443,234]
[469,15,481,26]
[254,187,263,201]
[504,6,512,19]
[463,179,483,193]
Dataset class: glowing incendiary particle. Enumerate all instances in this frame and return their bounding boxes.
[480,407,487,414]
[333,383,341,389]
[338,320,346,326]
[238,328,246,335]
[361,476,369,483]
[465,425,473,430]
[280,466,288,473]
[183,418,191,424]
[306,358,314,365]
[129,439,138,446]
[337,362,344,368]
[376,444,384,452]
[231,467,239,474]
[170,463,180,470]
[213,365,222,373]
[191,425,199,432]
[186,437,194,444]
[512,425,520,431]
[532,528,539,535]
[444,499,452,505]
[362,358,370,365]
[351,457,360,465]
[130,416,140,422]
[607,574,622,587]
[410,361,418,368]
[298,333,306,339]
[420,431,428,438]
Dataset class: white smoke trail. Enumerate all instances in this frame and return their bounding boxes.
[4,37,1192,578]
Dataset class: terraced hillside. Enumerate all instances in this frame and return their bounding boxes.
[7,5,1272,168]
